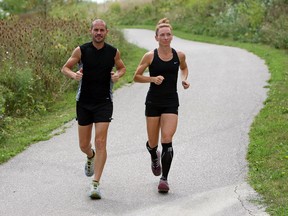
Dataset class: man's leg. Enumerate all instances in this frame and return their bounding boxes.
[88,122,109,199]
[78,124,93,157]
[93,122,110,182]
[78,124,95,177]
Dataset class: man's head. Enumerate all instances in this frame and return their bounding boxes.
[90,19,108,44]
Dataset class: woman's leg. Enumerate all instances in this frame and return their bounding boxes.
[146,116,161,148]
[160,114,178,180]
[146,116,162,176]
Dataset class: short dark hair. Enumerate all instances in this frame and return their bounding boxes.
[91,19,107,30]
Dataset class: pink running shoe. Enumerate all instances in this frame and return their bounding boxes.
[151,151,161,176]
[158,179,169,193]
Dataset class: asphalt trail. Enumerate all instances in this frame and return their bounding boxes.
[0,29,270,216]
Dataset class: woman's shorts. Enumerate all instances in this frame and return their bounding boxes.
[76,101,113,126]
[145,104,178,117]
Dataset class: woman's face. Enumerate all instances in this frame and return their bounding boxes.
[155,27,173,46]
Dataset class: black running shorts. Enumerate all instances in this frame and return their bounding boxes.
[76,101,113,126]
[145,104,178,117]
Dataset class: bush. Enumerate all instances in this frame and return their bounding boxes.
[0,16,87,118]
[113,0,288,49]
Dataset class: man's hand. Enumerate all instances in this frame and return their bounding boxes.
[74,68,83,81]
[111,71,120,83]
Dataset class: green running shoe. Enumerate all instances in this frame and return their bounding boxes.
[89,181,101,199]
[85,149,95,177]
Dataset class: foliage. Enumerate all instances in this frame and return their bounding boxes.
[106,0,288,49]
[0,0,144,148]
[0,0,287,214]
[247,46,288,214]
[167,28,288,215]
[0,16,88,119]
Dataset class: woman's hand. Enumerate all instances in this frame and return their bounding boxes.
[182,80,190,89]
[153,75,165,85]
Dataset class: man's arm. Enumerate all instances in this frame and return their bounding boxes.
[111,49,126,83]
[61,46,83,81]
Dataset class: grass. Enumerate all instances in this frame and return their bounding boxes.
[0,37,146,164]
[117,25,288,215]
[164,28,288,215]
[0,92,76,163]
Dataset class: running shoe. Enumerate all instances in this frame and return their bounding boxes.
[158,179,169,193]
[89,181,101,199]
[151,151,161,176]
[85,149,95,177]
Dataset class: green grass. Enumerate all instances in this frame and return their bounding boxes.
[0,91,76,163]
[0,35,146,164]
[122,25,288,215]
[166,29,288,215]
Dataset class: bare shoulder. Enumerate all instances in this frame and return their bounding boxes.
[176,50,186,60]
[142,50,154,63]
[72,46,81,58]
[145,50,154,58]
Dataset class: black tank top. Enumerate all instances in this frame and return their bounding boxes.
[77,42,117,103]
[146,48,180,107]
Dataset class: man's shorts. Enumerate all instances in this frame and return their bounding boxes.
[145,104,178,117]
[76,101,113,126]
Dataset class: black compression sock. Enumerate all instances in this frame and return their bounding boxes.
[146,141,158,160]
[161,142,173,180]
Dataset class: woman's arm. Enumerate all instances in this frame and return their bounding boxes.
[178,51,190,89]
[133,51,164,85]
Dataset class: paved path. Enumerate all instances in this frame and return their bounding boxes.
[0,29,270,216]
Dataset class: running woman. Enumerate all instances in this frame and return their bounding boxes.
[61,19,126,199]
[133,18,190,193]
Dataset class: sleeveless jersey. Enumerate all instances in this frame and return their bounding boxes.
[146,48,180,107]
[76,42,117,103]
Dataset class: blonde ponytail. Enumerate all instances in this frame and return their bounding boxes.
[155,18,172,36]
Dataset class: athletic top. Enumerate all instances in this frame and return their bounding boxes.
[76,42,117,103]
[146,48,180,107]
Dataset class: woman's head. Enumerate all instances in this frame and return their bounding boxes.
[155,18,173,46]
[155,18,172,36]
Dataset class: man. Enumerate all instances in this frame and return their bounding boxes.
[61,19,126,199]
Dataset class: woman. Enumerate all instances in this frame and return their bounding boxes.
[133,18,190,193]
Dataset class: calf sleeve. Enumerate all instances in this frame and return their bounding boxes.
[146,141,158,160]
[161,142,173,180]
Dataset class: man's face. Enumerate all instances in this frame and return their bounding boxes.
[91,21,108,44]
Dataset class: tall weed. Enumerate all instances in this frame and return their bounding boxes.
[110,0,288,49]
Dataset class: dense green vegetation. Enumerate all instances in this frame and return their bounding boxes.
[0,0,287,215]
[0,1,145,162]
[103,0,288,50]
[170,31,288,215]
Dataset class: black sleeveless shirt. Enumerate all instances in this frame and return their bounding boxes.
[146,48,180,107]
[77,42,117,103]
